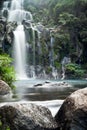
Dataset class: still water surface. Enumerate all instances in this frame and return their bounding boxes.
[14,79,87,101]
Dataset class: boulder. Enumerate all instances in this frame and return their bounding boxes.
[34,81,72,88]
[0,103,58,130]
[55,87,87,130]
[0,80,11,95]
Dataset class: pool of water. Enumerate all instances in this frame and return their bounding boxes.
[1,79,87,116]
[13,79,87,101]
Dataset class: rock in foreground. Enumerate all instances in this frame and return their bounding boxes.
[55,87,87,130]
[0,103,58,130]
[0,80,11,98]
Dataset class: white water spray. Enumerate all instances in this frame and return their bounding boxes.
[8,0,33,23]
[13,25,27,79]
[8,0,33,79]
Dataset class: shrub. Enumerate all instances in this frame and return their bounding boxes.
[0,119,10,130]
[0,54,15,89]
[65,63,85,79]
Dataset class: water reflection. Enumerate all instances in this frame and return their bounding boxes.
[14,79,87,101]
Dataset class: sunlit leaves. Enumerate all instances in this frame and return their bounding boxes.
[0,54,15,89]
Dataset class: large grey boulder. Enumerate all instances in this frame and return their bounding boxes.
[0,103,58,130]
[0,80,11,98]
[55,87,87,130]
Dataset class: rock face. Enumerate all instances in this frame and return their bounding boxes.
[0,17,17,53]
[0,103,58,130]
[5,22,17,44]
[0,80,11,96]
[55,87,87,130]
[0,18,6,46]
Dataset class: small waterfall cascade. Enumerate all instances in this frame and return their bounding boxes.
[49,36,58,79]
[2,1,9,17]
[32,27,36,78]
[26,24,42,78]
[8,0,33,23]
[26,24,36,78]
[10,0,21,10]
[3,1,9,10]
[50,36,54,67]
[37,31,42,63]
[61,56,71,80]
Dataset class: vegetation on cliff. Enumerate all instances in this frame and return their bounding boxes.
[24,0,87,78]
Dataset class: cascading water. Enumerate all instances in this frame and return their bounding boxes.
[61,56,71,80]
[7,0,33,79]
[32,27,36,78]
[10,0,21,10]
[13,25,27,79]
[8,0,33,23]
[2,1,9,16]
[50,36,54,67]
[3,1,9,10]
[50,36,58,79]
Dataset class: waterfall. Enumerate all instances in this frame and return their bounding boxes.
[13,25,27,79]
[50,36,54,67]
[2,1,9,17]
[32,28,36,78]
[10,0,21,10]
[3,1,9,9]
[7,0,33,79]
[2,0,59,80]
[8,9,33,23]
[8,0,33,23]
[49,36,58,79]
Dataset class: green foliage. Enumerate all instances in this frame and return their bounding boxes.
[0,120,2,127]
[58,12,78,25]
[0,54,15,89]
[54,61,61,69]
[6,126,10,130]
[65,63,85,79]
[0,117,10,130]
[45,67,52,74]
